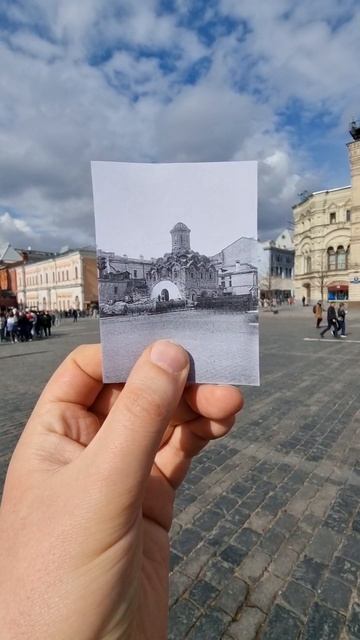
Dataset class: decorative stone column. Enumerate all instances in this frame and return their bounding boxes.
[348,130,360,303]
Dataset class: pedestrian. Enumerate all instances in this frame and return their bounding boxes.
[73,308,78,323]
[18,312,30,342]
[320,302,339,338]
[6,311,17,343]
[314,301,323,328]
[302,295,306,307]
[0,341,243,639]
[337,302,347,337]
[0,312,6,342]
[43,311,52,337]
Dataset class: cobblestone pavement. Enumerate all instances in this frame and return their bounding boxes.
[2,309,360,639]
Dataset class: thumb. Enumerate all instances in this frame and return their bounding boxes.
[82,340,189,507]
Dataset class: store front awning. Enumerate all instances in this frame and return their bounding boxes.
[327,282,348,292]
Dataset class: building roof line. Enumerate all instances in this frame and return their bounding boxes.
[312,185,351,195]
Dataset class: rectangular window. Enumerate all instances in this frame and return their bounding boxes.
[114,286,118,295]
[134,270,137,278]
[346,209,351,222]
[330,212,336,224]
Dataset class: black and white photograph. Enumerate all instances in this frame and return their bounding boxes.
[92,161,259,384]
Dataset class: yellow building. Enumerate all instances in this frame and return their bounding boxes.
[294,124,360,304]
[16,249,98,311]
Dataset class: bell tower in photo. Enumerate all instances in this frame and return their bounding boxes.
[348,121,360,302]
[170,222,191,254]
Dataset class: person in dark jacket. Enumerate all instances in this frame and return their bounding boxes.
[320,302,339,338]
[337,302,347,337]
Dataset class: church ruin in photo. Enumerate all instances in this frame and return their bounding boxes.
[97,222,258,316]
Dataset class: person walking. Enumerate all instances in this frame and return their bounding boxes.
[337,302,347,337]
[73,308,78,323]
[320,302,339,338]
[0,312,6,342]
[314,301,323,328]
[302,295,306,307]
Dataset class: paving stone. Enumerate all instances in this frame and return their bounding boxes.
[246,509,274,534]
[227,606,265,640]
[188,579,219,608]
[227,505,250,527]
[179,543,215,579]
[193,507,224,533]
[259,526,285,555]
[211,494,239,514]
[186,607,231,639]
[229,481,252,499]
[168,598,200,640]
[236,548,271,584]
[329,555,359,587]
[169,570,193,607]
[170,549,183,572]
[274,512,298,534]
[306,527,340,564]
[171,526,203,557]
[318,575,352,614]
[269,544,298,579]
[288,526,313,554]
[352,510,360,534]
[280,579,314,618]
[292,555,326,591]
[260,603,302,639]
[220,542,248,567]
[231,527,261,551]
[324,504,352,534]
[207,521,237,550]
[248,572,284,612]
[215,576,248,617]
[301,512,322,533]
[202,557,234,589]
[340,533,360,565]
[302,602,345,640]
[347,602,360,638]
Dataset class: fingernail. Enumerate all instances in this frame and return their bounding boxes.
[150,340,189,374]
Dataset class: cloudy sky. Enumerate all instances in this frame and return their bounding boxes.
[0,0,359,251]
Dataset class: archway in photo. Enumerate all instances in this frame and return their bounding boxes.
[151,280,182,301]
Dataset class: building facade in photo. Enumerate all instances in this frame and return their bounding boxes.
[294,123,360,304]
[16,249,98,311]
[98,223,260,309]
[259,229,295,301]
[98,222,219,305]
[211,236,261,299]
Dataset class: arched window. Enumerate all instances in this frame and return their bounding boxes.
[337,246,346,270]
[327,247,336,271]
[305,256,311,273]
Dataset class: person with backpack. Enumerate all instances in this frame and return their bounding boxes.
[313,301,323,328]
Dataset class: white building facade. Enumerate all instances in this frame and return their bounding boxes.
[16,249,98,311]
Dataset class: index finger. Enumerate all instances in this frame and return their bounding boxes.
[35,344,103,411]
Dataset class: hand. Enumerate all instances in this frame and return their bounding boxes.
[0,341,243,640]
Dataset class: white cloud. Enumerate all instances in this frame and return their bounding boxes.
[0,0,358,251]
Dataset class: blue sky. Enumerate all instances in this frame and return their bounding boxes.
[0,0,359,250]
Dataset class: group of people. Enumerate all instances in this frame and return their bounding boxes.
[0,308,80,343]
[313,301,347,338]
[0,309,56,343]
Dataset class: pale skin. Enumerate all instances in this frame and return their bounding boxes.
[0,340,243,640]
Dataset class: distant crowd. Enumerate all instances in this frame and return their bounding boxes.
[0,308,85,343]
